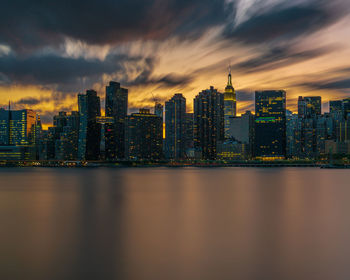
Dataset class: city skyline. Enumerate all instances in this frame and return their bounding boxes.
[1,0,350,128]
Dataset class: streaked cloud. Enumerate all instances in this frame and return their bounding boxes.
[0,0,349,125]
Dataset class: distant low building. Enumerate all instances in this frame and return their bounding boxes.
[325,140,350,155]
[227,111,254,157]
[217,139,247,160]
[0,145,35,161]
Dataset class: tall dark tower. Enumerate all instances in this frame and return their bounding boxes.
[78,90,101,160]
[224,67,236,138]
[194,86,224,160]
[165,93,186,159]
[105,81,128,160]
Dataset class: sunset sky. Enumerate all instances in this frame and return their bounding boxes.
[1,0,350,127]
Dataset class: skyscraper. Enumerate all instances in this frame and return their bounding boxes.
[329,100,342,114]
[184,113,194,156]
[105,81,128,160]
[125,109,163,160]
[78,90,101,161]
[194,86,224,160]
[254,90,286,159]
[343,98,350,120]
[55,111,80,160]
[298,96,321,118]
[165,93,186,159]
[224,68,236,138]
[0,108,37,146]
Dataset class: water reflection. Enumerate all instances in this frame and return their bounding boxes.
[0,168,350,280]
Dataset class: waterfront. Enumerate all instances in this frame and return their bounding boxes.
[1,167,350,280]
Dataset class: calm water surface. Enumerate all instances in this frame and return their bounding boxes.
[0,167,350,280]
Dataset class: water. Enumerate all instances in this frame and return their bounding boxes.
[0,167,349,280]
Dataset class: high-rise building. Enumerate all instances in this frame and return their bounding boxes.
[55,111,80,160]
[254,90,286,159]
[343,98,350,120]
[298,96,321,118]
[165,94,186,159]
[185,113,194,157]
[0,108,37,146]
[105,81,128,160]
[78,90,101,161]
[224,68,236,138]
[125,109,163,160]
[286,112,298,158]
[330,100,342,114]
[0,108,10,145]
[315,114,333,157]
[194,86,224,160]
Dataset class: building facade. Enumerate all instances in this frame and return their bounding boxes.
[254,90,286,159]
[105,81,128,160]
[165,94,186,159]
[298,96,321,118]
[194,86,224,160]
[228,111,254,157]
[125,109,163,160]
[78,90,101,161]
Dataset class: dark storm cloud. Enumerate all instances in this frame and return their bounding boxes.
[127,73,193,88]
[0,0,227,53]
[16,97,41,105]
[300,78,350,90]
[0,53,132,85]
[234,46,332,73]
[0,51,192,94]
[224,2,340,44]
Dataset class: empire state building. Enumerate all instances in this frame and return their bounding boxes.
[224,68,236,138]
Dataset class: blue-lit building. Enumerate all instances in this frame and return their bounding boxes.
[0,108,37,145]
[254,90,286,160]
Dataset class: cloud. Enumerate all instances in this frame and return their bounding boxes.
[0,0,227,53]
[233,46,332,73]
[0,53,158,91]
[16,97,42,105]
[224,1,343,44]
[300,78,350,90]
[128,73,193,88]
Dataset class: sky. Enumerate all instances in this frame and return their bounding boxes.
[1,0,350,127]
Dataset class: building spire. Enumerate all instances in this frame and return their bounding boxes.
[227,65,232,87]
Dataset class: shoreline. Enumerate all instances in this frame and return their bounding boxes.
[0,161,349,169]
